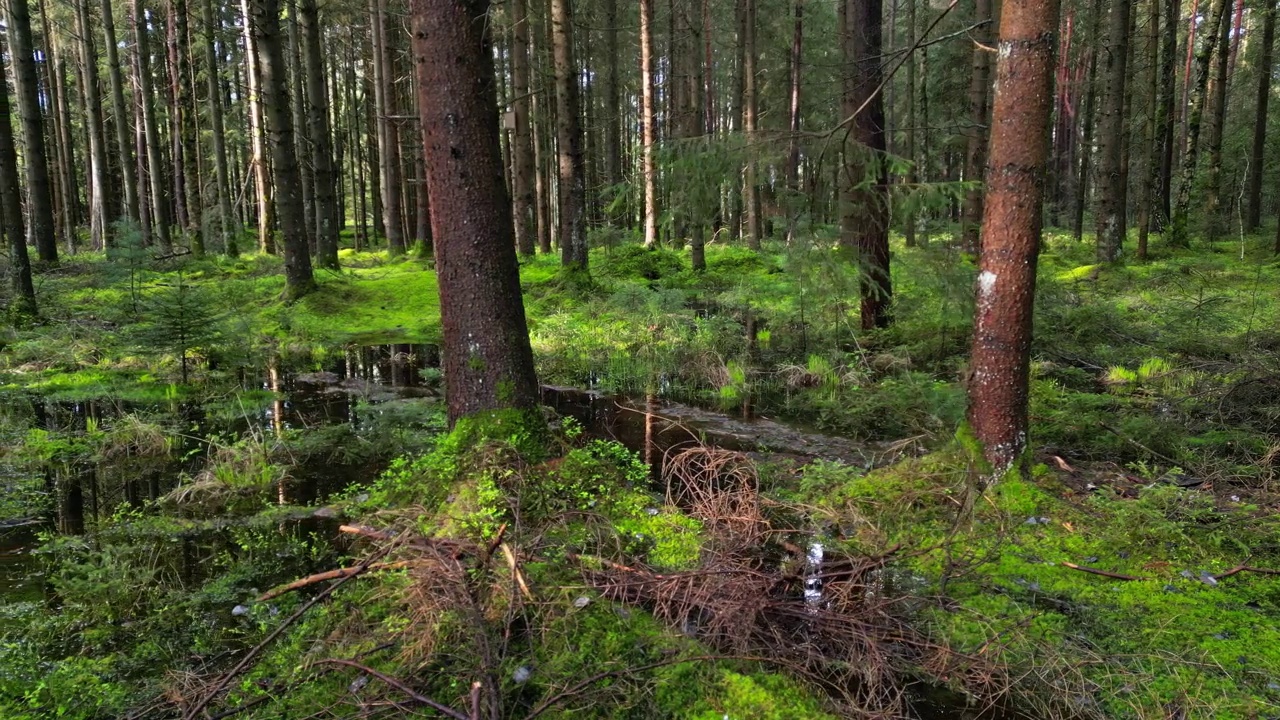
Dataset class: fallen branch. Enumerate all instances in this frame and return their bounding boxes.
[1217,564,1280,579]
[315,658,469,720]
[256,561,412,601]
[500,543,535,601]
[339,524,396,542]
[1061,562,1145,581]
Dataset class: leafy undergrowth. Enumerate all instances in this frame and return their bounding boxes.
[776,447,1280,719]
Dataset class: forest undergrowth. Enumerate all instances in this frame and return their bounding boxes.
[4,227,1280,718]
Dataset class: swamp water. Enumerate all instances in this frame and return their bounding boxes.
[0,342,1014,719]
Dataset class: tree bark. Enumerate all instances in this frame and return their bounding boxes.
[904,0,917,247]
[1169,0,1229,246]
[511,0,537,256]
[640,0,659,248]
[242,0,274,252]
[250,0,316,299]
[1155,0,1177,227]
[968,0,1059,477]
[1094,0,1132,262]
[202,0,236,254]
[370,0,405,254]
[101,0,141,228]
[1201,0,1233,240]
[135,0,173,252]
[784,0,803,244]
[299,0,338,267]
[75,0,112,250]
[961,0,994,252]
[45,12,78,251]
[741,0,763,248]
[840,0,892,330]
[1246,0,1277,232]
[549,0,587,269]
[409,0,542,425]
[8,0,58,262]
[0,36,36,318]
[1136,0,1159,260]
[286,0,316,254]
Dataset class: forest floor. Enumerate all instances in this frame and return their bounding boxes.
[3,228,1280,718]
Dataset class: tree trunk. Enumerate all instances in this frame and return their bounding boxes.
[1136,0,1159,260]
[1201,0,1233,240]
[370,0,405,254]
[75,0,112,250]
[1155,0,1177,227]
[46,11,78,251]
[1094,0,1132,262]
[135,0,173,251]
[8,0,59,262]
[0,35,36,318]
[549,0,587,269]
[511,0,537,256]
[250,0,316,299]
[242,0,274,252]
[299,0,338,267]
[784,0,803,244]
[286,0,316,254]
[101,0,141,228]
[1246,0,1277,232]
[1169,0,1229,246]
[742,0,763,248]
[602,0,622,210]
[961,0,994,252]
[840,0,891,330]
[1071,0,1104,242]
[640,0,659,248]
[409,0,542,426]
[202,0,236,254]
[904,0,917,247]
[967,0,1059,477]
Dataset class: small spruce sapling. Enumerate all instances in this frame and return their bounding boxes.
[133,272,223,383]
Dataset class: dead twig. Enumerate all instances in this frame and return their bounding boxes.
[1061,562,1145,581]
[256,561,413,602]
[314,658,469,720]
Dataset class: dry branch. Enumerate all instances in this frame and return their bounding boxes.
[256,561,413,601]
[1061,562,1145,581]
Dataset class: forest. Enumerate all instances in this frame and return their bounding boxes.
[1,0,1280,715]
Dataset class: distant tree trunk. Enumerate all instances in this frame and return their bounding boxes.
[904,0,917,248]
[840,0,891,330]
[640,0,659,247]
[135,0,173,252]
[784,0,803,244]
[549,0,587,269]
[101,0,140,228]
[511,0,537,256]
[1246,0,1277,232]
[961,0,994,252]
[242,0,274,252]
[1169,0,1229,246]
[742,0,763,248]
[1071,0,1104,242]
[370,0,405,254]
[1155,0,1177,227]
[0,39,36,318]
[1094,0,1132,262]
[602,0,622,213]
[409,0,542,426]
[968,0,1059,477]
[202,0,236,255]
[251,0,316,299]
[286,2,316,253]
[1201,0,1233,240]
[169,0,200,250]
[75,0,112,250]
[46,17,78,250]
[300,0,337,267]
[8,0,59,262]
[1137,0,1159,260]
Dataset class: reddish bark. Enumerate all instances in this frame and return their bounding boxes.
[409,0,541,424]
[967,0,1061,475]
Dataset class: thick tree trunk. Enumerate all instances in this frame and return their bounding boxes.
[300,0,338,267]
[75,0,112,250]
[0,39,36,318]
[101,0,141,228]
[742,0,763,248]
[250,0,316,299]
[968,0,1059,477]
[840,0,892,330]
[1094,0,1132,262]
[511,0,537,256]
[549,0,587,269]
[286,2,316,253]
[961,0,994,252]
[409,0,542,425]
[202,0,236,254]
[242,0,274,253]
[135,0,173,251]
[370,0,405,254]
[640,0,659,248]
[8,0,59,262]
[1169,0,1229,246]
[1201,0,1233,240]
[1246,0,1277,232]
